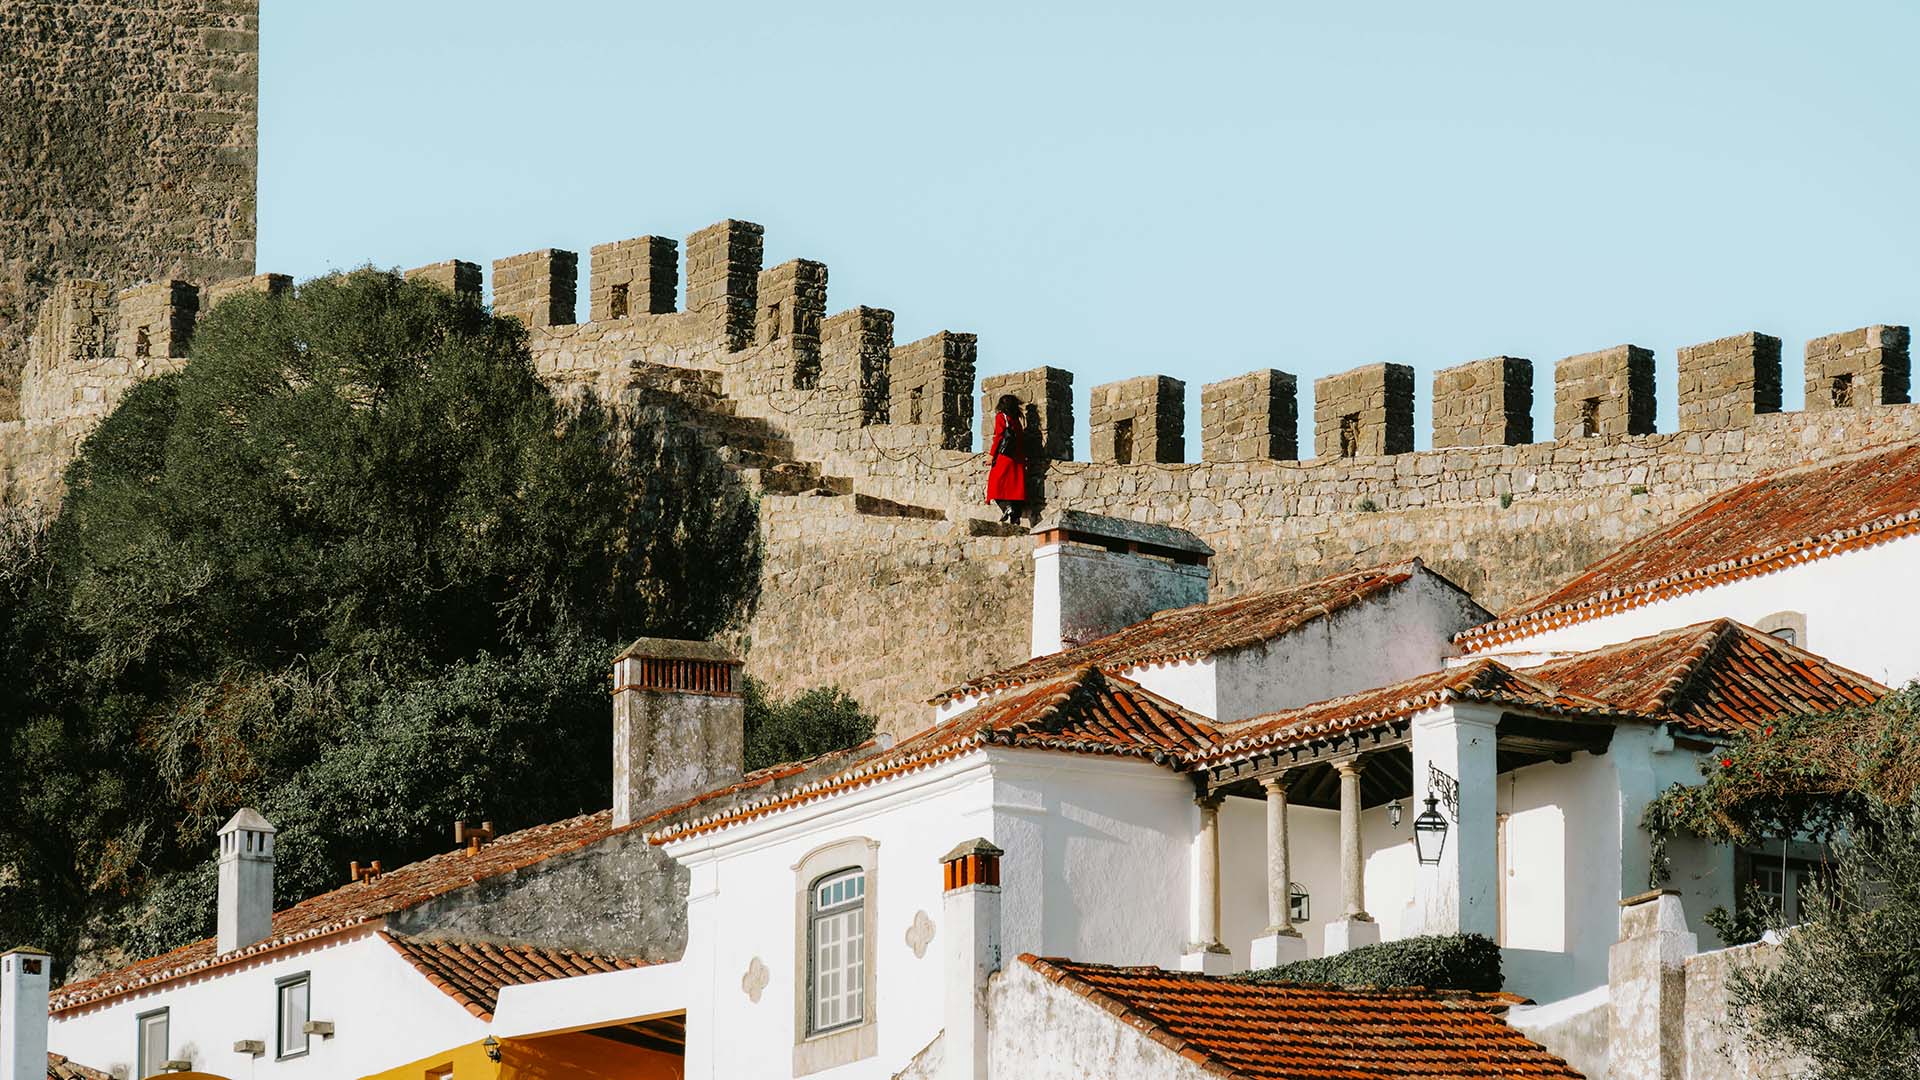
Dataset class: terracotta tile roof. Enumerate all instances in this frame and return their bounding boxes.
[654,667,1220,844]
[1021,956,1584,1080]
[51,741,879,1013]
[1524,619,1887,736]
[48,1054,110,1080]
[381,933,646,1021]
[1197,660,1612,766]
[1201,621,1887,766]
[933,560,1470,704]
[1460,441,1920,651]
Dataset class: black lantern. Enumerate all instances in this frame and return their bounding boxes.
[483,1035,502,1063]
[1388,798,1404,829]
[1412,794,1449,866]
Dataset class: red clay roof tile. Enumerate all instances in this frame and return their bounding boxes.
[1023,955,1585,1080]
[380,933,646,1021]
[48,1055,110,1080]
[1459,441,1920,650]
[934,560,1469,703]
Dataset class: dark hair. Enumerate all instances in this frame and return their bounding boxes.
[996,393,1021,417]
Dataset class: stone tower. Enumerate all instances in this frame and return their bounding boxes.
[0,0,259,418]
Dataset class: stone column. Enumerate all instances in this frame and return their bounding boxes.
[1411,702,1501,937]
[1250,775,1309,969]
[1180,794,1233,975]
[1324,757,1381,954]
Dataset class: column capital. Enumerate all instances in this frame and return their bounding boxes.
[1194,792,1226,811]
[1332,755,1367,777]
[1260,773,1293,795]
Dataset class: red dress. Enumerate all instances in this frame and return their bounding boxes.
[987,412,1027,502]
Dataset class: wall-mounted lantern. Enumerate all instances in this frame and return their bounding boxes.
[483,1035,502,1062]
[1388,798,1404,829]
[1413,795,1449,866]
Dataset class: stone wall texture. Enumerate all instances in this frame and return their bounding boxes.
[8,216,1920,735]
[1555,345,1655,439]
[1314,362,1414,458]
[1676,332,1780,432]
[1803,323,1909,410]
[1201,369,1296,462]
[1090,374,1185,464]
[1432,356,1532,448]
[0,0,258,419]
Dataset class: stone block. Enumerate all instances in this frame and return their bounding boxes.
[1201,369,1298,461]
[1090,374,1185,464]
[1432,356,1532,448]
[205,272,291,307]
[491,249,577,329]
[589,236,677,321]
[684,219,764,351]
[757,259,828,386]
[981,366,1073,462]
[116,280,200,360]
[1676,332,1780,431]
[404,260,482,301]
[821,306,894,426]
[1314,363,1414,458]
[1803,324,1909,410]
[891,331,977,450]
[1554,345,1654,440]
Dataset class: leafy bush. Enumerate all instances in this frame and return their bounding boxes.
[0,270,762,967]
[743,678,876,773]
[1233,933,1502,992]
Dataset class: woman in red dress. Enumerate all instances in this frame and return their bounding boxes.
[987,393,1028,524]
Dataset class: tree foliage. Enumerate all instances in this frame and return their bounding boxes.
[1234,933,1502,993]
[742,678,876,774]
[0,270,763,969]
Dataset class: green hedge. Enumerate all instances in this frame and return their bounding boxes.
[1232,933,1502,992]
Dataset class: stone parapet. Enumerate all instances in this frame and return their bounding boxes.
[492,249,577,329]
[821,306,894,428]
[1201,369,1297,462]
[756,259,828,390]
[1804,324,1909,410]
[116,280,200,361]
[981,366,1074,463]
[1090,374,1185,464]
[22,281,113,420]
[403,260,482,301]
[1555,345,1654,440]
[590,237,677,321]
[1314,363,1413,459]
[891,331,977,451]
[1432,357,1532,448]
[205,272,291,307]
[1677,332,1781,431]
[685,219,763,351]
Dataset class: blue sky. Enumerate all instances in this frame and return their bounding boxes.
[259,2,1920,450]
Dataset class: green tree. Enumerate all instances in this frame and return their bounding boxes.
[742,678,877,774]
[0,270,761,966]
[1721,797,1920,1080]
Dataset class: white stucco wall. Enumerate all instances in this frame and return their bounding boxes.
[1473,533,1920,687]
[47,927,486,1080]
[983,962,1212,1080]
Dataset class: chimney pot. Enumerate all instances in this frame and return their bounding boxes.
[610,638,746,827]
[217,809,275,954]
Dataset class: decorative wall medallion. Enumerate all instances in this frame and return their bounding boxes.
[742,955,769,1003]
[906,909,937,958]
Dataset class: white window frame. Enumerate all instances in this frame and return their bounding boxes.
[1755,610,1808,651]
[136,1007,169,1079]
[792,837,879,1076]
[277,971,311,1059]
[808,868,867,1035]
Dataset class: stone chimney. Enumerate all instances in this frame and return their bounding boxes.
[1607,889,1696,1080]
[611,638,746,827]
[941,839,1003,1080]
[217,808,276,954]
[0,949,49,1080]
[1029,510,1212,658]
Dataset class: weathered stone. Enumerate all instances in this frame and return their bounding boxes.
[1314,363,1414,458]
[1201,370,1297,462]
[491,249,577,329]
[1090,375,1185,464]
[403,260,482,301]
[1554,345,1654,439]
[1432,357,1532,448]
[1676,332,1780,431]
[1803,324,1909,410]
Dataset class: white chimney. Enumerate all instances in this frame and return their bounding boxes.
[941,839,1003,1080]
[1,948,50,1080]
[611,638,745,828]
[217,808,276,954]
[1029,510,1212,658]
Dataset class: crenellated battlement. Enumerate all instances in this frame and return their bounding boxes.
[8,215,1920,730]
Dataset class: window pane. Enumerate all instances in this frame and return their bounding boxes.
[139,1013,168,1078]
[279,979,310,1056]
[809,868,869,1034]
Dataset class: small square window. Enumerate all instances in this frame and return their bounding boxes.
[277,974,311,1058]
[1113,417,1136,465]
[1580,397,1602,437]
[608,282,630,319]
[1338,413,1360,458]
[1831,373,1855,408]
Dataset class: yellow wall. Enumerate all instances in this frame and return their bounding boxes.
[362,1032,681,1080]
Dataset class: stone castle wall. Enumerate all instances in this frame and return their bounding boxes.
[0,0,258,419]
[6,215,1920,731]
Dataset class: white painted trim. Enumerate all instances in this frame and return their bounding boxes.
[491,962,688,1038]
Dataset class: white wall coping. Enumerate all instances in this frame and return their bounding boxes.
[491,961,688,1038]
